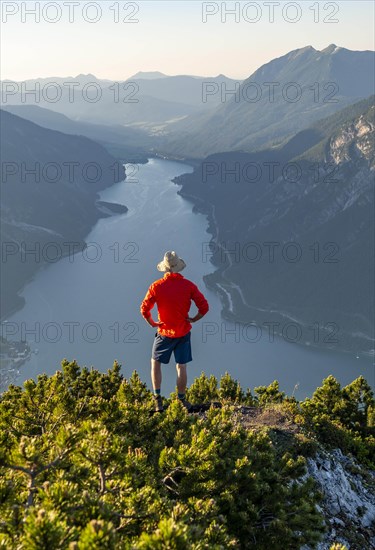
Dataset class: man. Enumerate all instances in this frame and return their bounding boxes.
[140,251,209,412]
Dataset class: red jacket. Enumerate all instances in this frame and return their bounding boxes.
[140,272,209,338]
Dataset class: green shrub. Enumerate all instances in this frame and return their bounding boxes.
[254,381,285,406]
[186,372,219,403]
[301,375,375,468]
[0,363,327,549]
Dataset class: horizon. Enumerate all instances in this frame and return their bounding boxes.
[1,43,374,83]
[1,1,374,81]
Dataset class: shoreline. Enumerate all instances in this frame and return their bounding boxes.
[1,176,129,323]
[0,168,131,385]
[176,186,375,359]
[152,151,199,169]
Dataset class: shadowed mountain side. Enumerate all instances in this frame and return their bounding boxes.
[1,104,153,162]
[0,109,127,319]
[173,96,375,353]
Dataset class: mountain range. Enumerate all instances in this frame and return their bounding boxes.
[0,73,239,131]
[160,44,375,158]
[1,44,374,354]
[2,45,373,153]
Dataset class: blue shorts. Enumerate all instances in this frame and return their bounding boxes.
[152,331,192,364]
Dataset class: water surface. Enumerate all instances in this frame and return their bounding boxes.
[6,159,374,398]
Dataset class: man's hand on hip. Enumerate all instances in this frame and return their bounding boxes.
[186,312,205,324]
[145,317,164,329]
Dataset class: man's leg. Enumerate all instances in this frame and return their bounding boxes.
[151,358,163,412]
[176,363,192,410]
[176,363,187,395]
[151,358,162,392]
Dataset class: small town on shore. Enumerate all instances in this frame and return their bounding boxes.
[0,335,33,391]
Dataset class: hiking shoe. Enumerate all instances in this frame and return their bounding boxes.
[153,394,164,412]
[179,397,193,412]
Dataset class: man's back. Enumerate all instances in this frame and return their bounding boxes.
[140,272,209,338]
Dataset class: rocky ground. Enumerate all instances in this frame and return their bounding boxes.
[182,403,375,550]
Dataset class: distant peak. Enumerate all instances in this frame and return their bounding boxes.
[130,71,168,80]
[295,45,315,52]
[321,44,340,54]
[286,45,316,58]
[75,73,97,79]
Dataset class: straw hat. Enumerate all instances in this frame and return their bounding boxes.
[157,251,186,273]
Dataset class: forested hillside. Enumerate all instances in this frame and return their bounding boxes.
[174,96,375,353]
[0,363,374,549]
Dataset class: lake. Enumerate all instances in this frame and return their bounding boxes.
[5,159,374,398]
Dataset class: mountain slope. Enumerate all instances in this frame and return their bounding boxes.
[128,74,240,108]
[162,45,375,158]
[174,96,375,353]
[0,110,126,319]
[1,104,152,161]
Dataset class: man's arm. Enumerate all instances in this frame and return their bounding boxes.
[144,313,159,328]
[187,284,209,323]
[140,286,160,328]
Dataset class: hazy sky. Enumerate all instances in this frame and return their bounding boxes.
[1,1,374,80]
